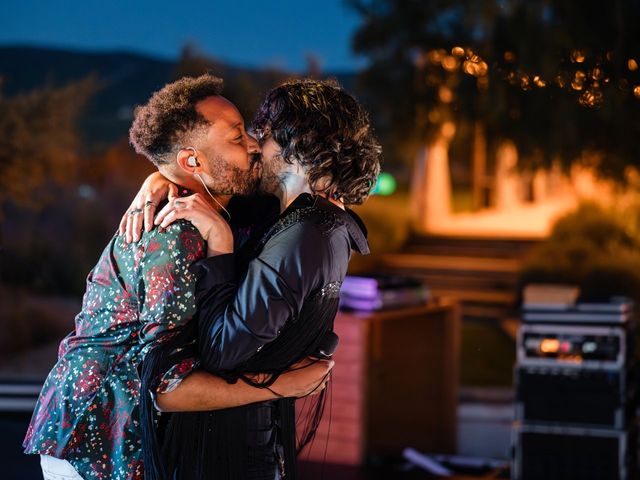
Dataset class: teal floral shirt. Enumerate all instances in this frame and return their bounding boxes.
[23,221,206,479]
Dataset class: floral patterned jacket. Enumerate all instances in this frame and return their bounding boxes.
[23,220,205,480]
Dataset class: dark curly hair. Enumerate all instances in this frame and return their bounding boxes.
[252,79,382,205]
[129,75,224,166]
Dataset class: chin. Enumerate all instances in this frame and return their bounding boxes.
[257,178,276,196]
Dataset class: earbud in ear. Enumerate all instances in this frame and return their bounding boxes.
[185,147,199,167]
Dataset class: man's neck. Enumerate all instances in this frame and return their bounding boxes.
[275,172,312,212]
[274,173,345,212]
[162,170,231,210]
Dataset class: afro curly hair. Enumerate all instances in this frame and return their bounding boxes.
[129,74,224,166]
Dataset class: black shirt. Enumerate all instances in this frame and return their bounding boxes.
[191,192,369,372]
[159,193,369,480]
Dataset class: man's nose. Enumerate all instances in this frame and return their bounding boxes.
[247,134,261,154]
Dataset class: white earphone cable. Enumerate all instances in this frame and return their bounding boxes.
[195,173,232,221]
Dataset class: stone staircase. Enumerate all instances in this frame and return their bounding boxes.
[378,234,540,324]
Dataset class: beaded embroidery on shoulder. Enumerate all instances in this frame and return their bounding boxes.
[258,201,344,249]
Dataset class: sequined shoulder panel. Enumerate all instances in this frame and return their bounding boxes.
[258,205,344,250]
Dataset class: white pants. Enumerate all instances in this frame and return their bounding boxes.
[40,455,83,480]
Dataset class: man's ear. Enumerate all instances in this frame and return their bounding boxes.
[176,148,200,174]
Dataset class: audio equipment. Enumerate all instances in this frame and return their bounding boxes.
[513,297,637,479]
[512,423,636,480]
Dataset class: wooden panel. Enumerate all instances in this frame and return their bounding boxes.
[370,301,459,455]
[297,301,460,465]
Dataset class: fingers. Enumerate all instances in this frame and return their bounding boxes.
[159,209,180,229]
[167,183,179,201]
[145,182,177,231]
[310,358,335,372]
[119,173,178,242]
[143,199,158,233]
[309,369,332,396]
[154,198,180,227]
[124,206,143,243]
[154,194,206,228]
[157,198,193,228]
[122,193,146,243]
[125,212,135,244]
[118,210,128,236]
[131,209,144,243]
[120,198,140,237]
[304,359,333,397]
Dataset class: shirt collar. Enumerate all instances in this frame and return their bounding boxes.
[287,193,370,255]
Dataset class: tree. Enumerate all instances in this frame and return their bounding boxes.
[0,77,97,215]
[347,0,640,180]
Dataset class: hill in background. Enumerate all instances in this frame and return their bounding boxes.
[0,45,355,151]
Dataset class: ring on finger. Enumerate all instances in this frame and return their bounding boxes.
[144,201,156,208]
[174,200,185,208]
[128,208,143,216]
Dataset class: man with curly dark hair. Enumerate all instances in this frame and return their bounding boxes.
[126,78,382,479]
[252,78,380,207]
[23,74,335,480]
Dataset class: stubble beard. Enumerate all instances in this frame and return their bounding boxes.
[206,154,261,196]
[257,152,287,196]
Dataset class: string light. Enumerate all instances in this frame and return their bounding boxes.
[416,45,640,109]
[451,46,465,57]
[571,50,586,63]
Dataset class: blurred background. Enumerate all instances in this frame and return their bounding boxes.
[2,1,640,478]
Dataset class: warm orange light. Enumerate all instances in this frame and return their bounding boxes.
[634,86,640,99]
[442,56,459,72]
[629,59,638,71]
[579,88,603,107]
[571,50,586,63]
[441,122,456,139]
[451,46,465,58]
[428,49,446,65]
[571,71,586,90]
[540,338,560,353]
[561,355,583,364]
[463,60,478,76]
[533,76,547,88]
[438,86,454,103]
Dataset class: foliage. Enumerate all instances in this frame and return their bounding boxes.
[0,139,155,296]
[520,202,640,303]
[0,77,97,215]
[347,0,640,179]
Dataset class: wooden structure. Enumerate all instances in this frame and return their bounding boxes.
[298,300,460,465]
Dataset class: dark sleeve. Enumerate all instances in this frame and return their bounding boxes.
[192,222,335,372]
